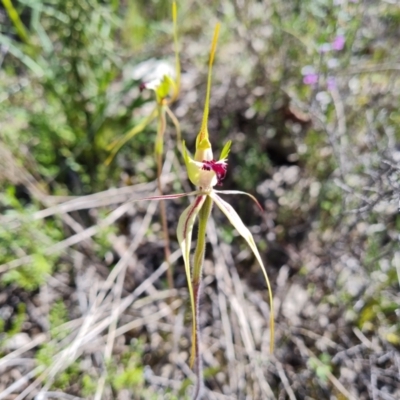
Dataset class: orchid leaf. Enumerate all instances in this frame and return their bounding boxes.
[210,191,275,352]
[219,140,232,161]
[176,195,206,366]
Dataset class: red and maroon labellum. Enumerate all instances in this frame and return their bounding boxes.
[201,160,227,185]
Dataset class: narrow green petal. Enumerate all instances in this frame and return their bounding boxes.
[182,141,202,187]
[131,191,199,203]
[219,140,232,161]
[210,191,275,352]
[177,195,207,366]
[182,141,189,166]
[213,189,263,212]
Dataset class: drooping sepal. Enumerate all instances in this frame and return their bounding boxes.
[176,195,207,366]
[210,191,275,352]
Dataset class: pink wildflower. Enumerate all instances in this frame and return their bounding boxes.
[332,35,345,51]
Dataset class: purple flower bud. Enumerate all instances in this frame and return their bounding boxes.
[332,35,345,51]
[303,73,319,86]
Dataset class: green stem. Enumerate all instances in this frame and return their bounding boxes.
[2,0,30,45]
[165,105,182,152]
[155,105,174,290]
[192,195,213,399]
[171,1,180,102]
[193,196,213,283]
[156,156,173,290]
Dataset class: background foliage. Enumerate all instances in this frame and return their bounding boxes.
[0,0,399,399]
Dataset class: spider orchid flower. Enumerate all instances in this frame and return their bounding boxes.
[105,1,181,166]
[105,2,181,289]
[118,23,274,394]
[176,25,274,377]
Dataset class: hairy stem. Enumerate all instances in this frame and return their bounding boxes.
[191,195,213,399]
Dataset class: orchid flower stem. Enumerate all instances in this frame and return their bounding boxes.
[156,158,173,290]
[191,195,213,399]
[193,196,213,284]
[165,105,182,152]
[171,1,180,102]
[155,106,174,290]
[158,187,174,290]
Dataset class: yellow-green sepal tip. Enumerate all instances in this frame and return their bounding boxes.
[219,140,232,161]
